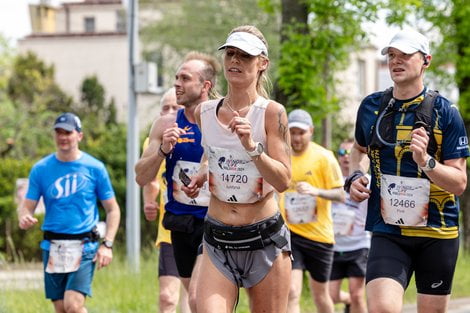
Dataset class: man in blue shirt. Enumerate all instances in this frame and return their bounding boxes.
[347,30,469,313]
[18,112,121,313]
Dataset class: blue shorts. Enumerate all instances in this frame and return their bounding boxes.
[42,246,97,300]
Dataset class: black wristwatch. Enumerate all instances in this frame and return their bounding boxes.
[102,240,113,249]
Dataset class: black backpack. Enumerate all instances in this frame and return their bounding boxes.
[369,87,439,157]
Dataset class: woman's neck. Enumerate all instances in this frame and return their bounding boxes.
[225,89,258,111]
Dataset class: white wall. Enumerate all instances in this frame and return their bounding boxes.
[18,34,160,130]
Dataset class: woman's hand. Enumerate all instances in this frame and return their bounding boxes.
[228,111,255,151]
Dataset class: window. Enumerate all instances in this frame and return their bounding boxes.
[84,17,95,33]
[116,9,127,32]
[357,59,366,97]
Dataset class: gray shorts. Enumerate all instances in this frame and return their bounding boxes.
[203,214,291,288]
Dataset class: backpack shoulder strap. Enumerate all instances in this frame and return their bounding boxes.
[414,89,439,156]
[378,87,394,113]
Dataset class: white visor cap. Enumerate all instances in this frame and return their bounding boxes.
[381,30,430,55]
[218,32,268,56]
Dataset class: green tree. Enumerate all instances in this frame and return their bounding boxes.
[140,0,281,91]
[0,34,14,97]
[3,52,73,159]
[76,75,118,139]
[266,0,380,146]
[0,54,129,260]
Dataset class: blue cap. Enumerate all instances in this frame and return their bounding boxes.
[54,112,82,132]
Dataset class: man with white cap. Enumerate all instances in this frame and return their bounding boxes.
[18,112,121,313]
[280,109,345,313]
[346,29,469,312]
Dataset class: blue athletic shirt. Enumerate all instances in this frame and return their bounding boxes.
[355,88,469,239]
[26,152,115,250]
[165,109,207,219]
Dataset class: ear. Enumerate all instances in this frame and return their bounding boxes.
[258,57,269,71]
[423,55,432,68]
[203,80,212,93]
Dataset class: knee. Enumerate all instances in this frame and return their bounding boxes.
[160,290,179,310]
[288,285,301,303]
[349,290,365,305]
[329,292,341,304]
[367,301,397,313]
[188,290,197,312]
[64,302,84,313]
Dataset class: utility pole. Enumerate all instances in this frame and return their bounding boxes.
[126,0,140,272]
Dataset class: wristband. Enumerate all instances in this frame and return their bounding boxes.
[158,144,172,158]
[343,170,365,193]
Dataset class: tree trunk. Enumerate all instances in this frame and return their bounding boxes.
[274,0,309,106]
[321,116,332,149]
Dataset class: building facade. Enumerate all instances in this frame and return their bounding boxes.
[18,0,161,129]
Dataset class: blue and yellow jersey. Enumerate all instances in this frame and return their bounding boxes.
[355,89,469,239]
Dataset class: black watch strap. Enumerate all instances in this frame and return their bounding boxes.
[102,240,113,249]
[344,170,365,193]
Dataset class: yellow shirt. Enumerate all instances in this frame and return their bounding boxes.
[280,142,343,244]
[143,137,171,246]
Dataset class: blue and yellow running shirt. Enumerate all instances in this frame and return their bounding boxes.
[165,109,208,219]
[355,89,469,239]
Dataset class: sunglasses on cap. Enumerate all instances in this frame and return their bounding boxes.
[337,148,350,156]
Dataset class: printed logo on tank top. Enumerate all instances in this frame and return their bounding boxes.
[47,173,88,199]
[207,146,263,203]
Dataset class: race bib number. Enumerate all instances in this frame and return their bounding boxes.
[172,160,210,206]
[380,174,429,227]
[46,240,83,274]
[332,208,355,235]
[207,146,263,203]
[285,192,317,224]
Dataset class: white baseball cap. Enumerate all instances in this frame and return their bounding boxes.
[218,32,268,56]
[381,30,430,55]
[288,109,313,130]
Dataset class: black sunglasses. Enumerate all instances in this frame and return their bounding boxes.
[337,148,350,156]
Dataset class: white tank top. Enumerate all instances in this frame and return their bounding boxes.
[200,96,274,203]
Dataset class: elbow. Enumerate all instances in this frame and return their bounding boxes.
[135,175,147,188]
[454,180,467,196]
[338,190,346,203]
[274,175,291,193]
[134,164,146,187]
[134,169,147,187]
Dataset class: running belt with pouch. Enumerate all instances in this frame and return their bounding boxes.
[204,214,288,251]
[44,226,100,241]
[369,87,439,157]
